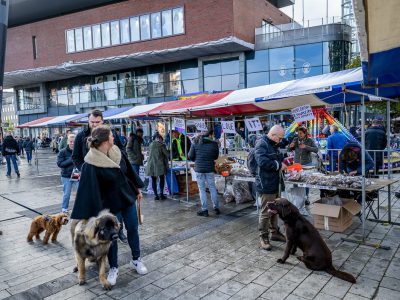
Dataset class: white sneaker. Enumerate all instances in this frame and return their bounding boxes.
[130,258,148,275]
[107,267,119,286]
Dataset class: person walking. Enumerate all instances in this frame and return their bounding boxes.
[24,137,34,165]
[72,109,127,243]
[2,132,20,178]
[327,125,348,172]
[188,129,220,217]
[57,134,79,213]
[145,132,169,200]
[126,128,144,175]
[365,120,387,175]
[255,125,287,251]
[70,125,147,287]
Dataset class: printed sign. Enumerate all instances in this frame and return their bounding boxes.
[194,120,207,132]
[244,117,263,132]
[291,104,315,122]
[221,121,236,134]
[173,118,185,130]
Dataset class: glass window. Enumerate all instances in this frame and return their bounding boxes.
[295,43,323,68]
[119,72,133,99]
[181,60,198,79]
[181,79,199,94]
[92,76,105,102]
[75,28,83,52]
[104,74,118,100]
[49,88,58,107]
[70,85,80,105]
[130,17,140,41]
[165,81,181,96]
[204,61,221,77]
[110,21,120,45]
[101,23,111,47]
[24,87,41,110]
[173,7,184,34]
[140,15,150,40]
[204,76,221,92]
[162,10,172,36]
[295,66,323,79]
[83,26,93,50]
[120,19,130,43]
[270,69,295,84]
[247,72,269,88]
[66,30,75,53]
[92,25,101,48]
[221,58,239,75]
[221,74,239,90]
[269,46,294,70]
[133,69,148,97]
[246,50,269,73]
[57,87,69,106]
[151,12,162,38]
[80,83,91,103]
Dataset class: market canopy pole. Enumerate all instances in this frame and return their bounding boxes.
[0,0,9,138]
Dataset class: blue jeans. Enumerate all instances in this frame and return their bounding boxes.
[108,203,140,268]
[26,151,32,163]
[61,177,79,210]
[5,155,19,176]
[132,164,140,176]
[196,172,219,211]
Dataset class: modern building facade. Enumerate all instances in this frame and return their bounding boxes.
[4,0,351,125]
[1,91,18,132]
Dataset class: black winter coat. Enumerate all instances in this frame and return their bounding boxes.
[365,126,387,150]
[2,136,20,156]
[57,146,74,178]
[188,136,219,173]
[72,127,125,171]
[255,136,284,194]
[71,146,144,220]
[23,139,34,152]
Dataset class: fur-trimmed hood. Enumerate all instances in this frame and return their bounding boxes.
[84,145,121,168]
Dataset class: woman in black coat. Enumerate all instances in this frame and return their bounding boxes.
[71,125,147,287]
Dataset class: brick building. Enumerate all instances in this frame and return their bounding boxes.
[3,0,351,124]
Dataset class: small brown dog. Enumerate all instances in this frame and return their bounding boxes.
[27,213,69,244]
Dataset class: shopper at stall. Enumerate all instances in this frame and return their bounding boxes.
[327,125,348,172]
[57,134,78,213]
[115,128,127,147]
[289,126,318,166]
[339,141,374,176]
[71,125,147,287]
[2,132,20,178]
[365,120,387,175]
[127,128,144,175]
[171,130,191,161]
[188,128,220,217]
[255,125,287,251]
[58,129,71,151]
[145,132,169,200]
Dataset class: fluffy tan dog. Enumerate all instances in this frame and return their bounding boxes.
[27,213,69,244]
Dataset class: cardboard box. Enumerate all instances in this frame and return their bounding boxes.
[311,198,361,232]
[176,174,199,195]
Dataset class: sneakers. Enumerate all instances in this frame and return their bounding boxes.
[214,208,221,215]
[271,231,286,243]
[107,267,119,286]
[16,172,20,178]
[6,174,11,178]
[61,209,69,214]
[118,230,128,244]
[130,258,148,275]
[197,210,209,217]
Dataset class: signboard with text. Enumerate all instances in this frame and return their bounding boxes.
[244,117,263,132]
[173,118,185,130]
[221,121,236,134]
[194,120,207,132]
[291,104,315,122]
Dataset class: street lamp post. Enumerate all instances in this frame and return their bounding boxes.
[0,0,9,140]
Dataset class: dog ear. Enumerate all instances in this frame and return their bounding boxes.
[93,219,101,239]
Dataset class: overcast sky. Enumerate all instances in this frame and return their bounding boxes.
[281,0,343,24]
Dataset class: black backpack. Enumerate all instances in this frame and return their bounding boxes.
[247,139,266,176]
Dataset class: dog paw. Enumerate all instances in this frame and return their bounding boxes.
[73,266,78,273]
[102,281,112,290]
[78,279,86,285]
[277,258,285,264]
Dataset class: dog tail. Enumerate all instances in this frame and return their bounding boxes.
[326,267,356,283]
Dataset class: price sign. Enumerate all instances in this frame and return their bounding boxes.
[173,118,185,130]
[194,120,208,132]
[244,117,262,132]
[291,104,315,122]
[221,121,236,134]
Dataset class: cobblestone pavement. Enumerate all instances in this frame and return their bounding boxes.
[1,149,400,300]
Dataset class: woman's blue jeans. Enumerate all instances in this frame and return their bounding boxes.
[108,203,140,268]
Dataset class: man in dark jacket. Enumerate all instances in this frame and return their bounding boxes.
[57,134,78,213]
[255,125,287,251]
[2,132,20,178]
[126,128,144,175]
[72,109,127,243]
[365,120,387,174]
[188,129,219,217]
[171,130,191,161]
[23,137,34,165]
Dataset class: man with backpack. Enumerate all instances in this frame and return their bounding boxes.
[253,125,287,251]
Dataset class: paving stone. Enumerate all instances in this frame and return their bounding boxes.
[217,280,245,296]
[0,290,11,300]
[121,284,162,300]
[291,273,331,299]
[360,257,390,281]
[65,290,97,300]
[348,276,379,298]
[380,275,400,291]
[202,289,230,300]
[385,257,400,279]
[343,293,370,300]
[148,280,194,300]
[373,286,400,300]
[44,284,87,300]
[252,265,289,288]
[229,282,267,300]
[260,278,299,300]
[152,266,196,289]
[232,267,265,285]
[185,261,227,284]
[320,276,352,298]
[281,265,312,283]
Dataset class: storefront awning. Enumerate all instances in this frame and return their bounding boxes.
[354,0,400,86]
[104,103,163,120]
[17,117,56,128]
[30,113,88,127]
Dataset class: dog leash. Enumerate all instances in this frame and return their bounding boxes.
[0,194,45,216]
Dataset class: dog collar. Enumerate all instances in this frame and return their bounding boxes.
[44,215,52,222]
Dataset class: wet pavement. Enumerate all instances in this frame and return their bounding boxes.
[1,149,400,299]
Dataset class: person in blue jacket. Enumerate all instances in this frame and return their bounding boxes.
[339,142,374,176]
[327,125,348,172]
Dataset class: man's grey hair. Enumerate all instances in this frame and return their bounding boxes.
[330,125,339,132]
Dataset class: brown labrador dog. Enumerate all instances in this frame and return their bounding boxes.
[268,198,356,283]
